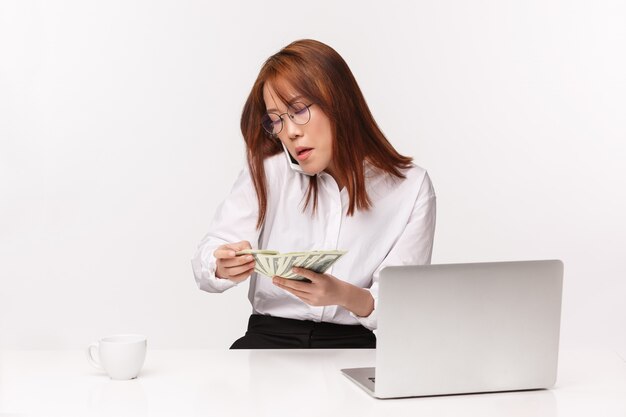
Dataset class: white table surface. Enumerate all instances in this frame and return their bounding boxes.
[1,348,625,417]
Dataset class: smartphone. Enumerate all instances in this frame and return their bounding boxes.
[282,142,313,176]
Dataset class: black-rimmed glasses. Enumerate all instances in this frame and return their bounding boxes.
[261,102,313,135]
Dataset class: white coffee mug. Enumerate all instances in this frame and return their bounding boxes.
[86,334,147,380]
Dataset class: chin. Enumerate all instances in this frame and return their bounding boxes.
[302,168,320,176]
[296,161,315,175]
[303,164,325,176]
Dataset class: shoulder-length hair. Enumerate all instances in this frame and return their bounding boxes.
[240,39,413,229]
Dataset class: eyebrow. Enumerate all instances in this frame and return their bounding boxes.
[265,95,304,113]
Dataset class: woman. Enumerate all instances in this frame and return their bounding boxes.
[191,39,436,349]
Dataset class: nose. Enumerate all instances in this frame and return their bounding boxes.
[283,114,303,140]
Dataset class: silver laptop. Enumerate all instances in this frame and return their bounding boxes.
[341,260,563,399]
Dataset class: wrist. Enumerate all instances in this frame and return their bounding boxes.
[339,282,374,318]
[337,280,352,307]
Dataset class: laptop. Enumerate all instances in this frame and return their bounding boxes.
[341,260,564,399]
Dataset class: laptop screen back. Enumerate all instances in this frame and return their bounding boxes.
[375,260,563,398]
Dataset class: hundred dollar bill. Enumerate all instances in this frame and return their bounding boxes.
[235,249,347,280]
[305,252,345,274]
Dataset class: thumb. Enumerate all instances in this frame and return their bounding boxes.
[292,267,321,282]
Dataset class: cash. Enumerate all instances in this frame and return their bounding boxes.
[235,249,347,281]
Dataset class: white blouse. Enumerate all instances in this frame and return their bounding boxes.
[191,153,436,330]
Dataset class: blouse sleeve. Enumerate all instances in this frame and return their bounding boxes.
[351,171,437,330]
[191,165,262,293]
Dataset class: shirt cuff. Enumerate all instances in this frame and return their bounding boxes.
[191,252,238,293]
[349,288,378,331]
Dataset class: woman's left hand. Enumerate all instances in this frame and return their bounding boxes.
[272,267,347,307]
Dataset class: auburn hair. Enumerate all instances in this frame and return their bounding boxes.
[240,39,413,229]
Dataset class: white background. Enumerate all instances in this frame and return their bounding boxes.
[1,0,624,353]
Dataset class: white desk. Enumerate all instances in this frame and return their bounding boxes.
[1,349,625,417]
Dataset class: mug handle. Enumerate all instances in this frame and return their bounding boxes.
[86,342,102,370]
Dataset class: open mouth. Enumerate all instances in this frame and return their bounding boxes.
[295,147,314,161]
[297,147,313,156]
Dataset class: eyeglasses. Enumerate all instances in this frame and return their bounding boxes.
[261,102,313,135]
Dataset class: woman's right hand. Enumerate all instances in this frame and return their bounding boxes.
[214,241,256,283]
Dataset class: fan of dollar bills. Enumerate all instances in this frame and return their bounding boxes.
[235,249,347,281]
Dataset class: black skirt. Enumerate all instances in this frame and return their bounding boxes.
[230,314,376,349]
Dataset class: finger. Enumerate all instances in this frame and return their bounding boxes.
[273,280,312,300]
[273,276,311,293]
[225,260,256,276]
[214,248,237,259]
[230,266,255,281]
[221,255,255,268]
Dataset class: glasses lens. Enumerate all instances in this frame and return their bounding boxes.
[290,102,311,125]
[261,113,282,134]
